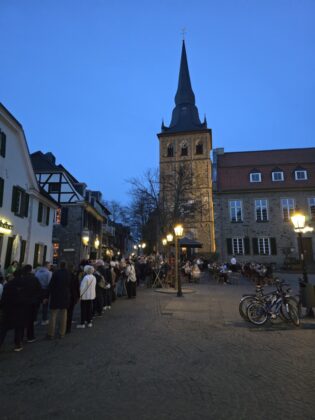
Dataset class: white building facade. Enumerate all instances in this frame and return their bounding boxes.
[0,104,56,271]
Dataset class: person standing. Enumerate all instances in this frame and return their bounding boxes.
[0,270,28,352]
[77,265,96,328]
[47,262,71,339]
[35,261,52,325]
[230,255,237,272]
[22,265,42,343]
[125,260,137,299]
[66,264,80,334]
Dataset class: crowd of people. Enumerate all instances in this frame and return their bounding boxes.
[0,252,276,352]
[0,257,138,352]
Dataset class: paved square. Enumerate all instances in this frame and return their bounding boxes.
[1,274,315,419]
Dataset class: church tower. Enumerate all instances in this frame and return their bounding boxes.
[157,40,215,254]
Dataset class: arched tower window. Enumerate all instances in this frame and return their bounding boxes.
[196,141,203,155]
[181,142,188,156]
[167,144,174,157]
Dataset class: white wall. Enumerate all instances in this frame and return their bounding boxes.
[0,106,55,270]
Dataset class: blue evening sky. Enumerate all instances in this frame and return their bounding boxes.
[1,0,314,204]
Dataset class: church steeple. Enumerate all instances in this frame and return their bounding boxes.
[162,40,207,133]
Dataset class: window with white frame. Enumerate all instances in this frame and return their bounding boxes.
[250,172,262,183]
[294,170,307,180]
[258,237,270,255]
[272,171,284,181]
[232,238,244,255]
[229,200,243,222]
[281,198,295,222]
[255,199,268,222]
[309,197,315,221]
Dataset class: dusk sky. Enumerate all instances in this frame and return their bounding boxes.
[1,0,314,204]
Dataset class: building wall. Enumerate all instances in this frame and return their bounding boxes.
[158,130,215,255]
[214,190,315,266]
[53,205,83,267]
[0,107,54,270]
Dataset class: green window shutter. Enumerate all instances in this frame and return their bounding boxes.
[46,207,50,225]
[0,177,4,207]
[244,237,251,255]
[37,202,43,223]
[24,193,29,217]
[0,132,6,157]
[43,245,47,264]
[19,240,27,265]
[252,238,259,255]
[33,243,40,268]
[226,238,232,254]
[11,186,19,213]
[270,238,277,255]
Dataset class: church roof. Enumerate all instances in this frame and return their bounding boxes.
[161,40,207,134]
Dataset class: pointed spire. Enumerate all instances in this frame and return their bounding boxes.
[162,40,207,133]
[175,40,195,106]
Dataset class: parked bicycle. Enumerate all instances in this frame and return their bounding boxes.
[246,280,300,326]
[239,279,300,326]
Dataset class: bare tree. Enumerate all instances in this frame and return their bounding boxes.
[127,165,206,245]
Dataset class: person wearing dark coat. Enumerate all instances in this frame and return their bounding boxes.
[66,265,80,333]
[47,261,71,339]
[98,260,112,309]
[0,270,28,351]
[22,265,42,342]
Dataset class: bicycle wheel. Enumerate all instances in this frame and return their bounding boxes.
[239,296,256,321]
[247,302,268,326]
[286,302,300,327]
[280,297,299,321]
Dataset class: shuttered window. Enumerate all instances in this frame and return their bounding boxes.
[0,177,4,207]
[46,207,50,225]
[252,237,277,255]
[11,186,28,217]
[33,243,40,268]
[0,130,6,158]
[38,202,43,223]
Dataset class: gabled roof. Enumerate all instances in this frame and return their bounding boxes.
[0,103,39,191]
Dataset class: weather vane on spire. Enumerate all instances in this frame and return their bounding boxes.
[181,27,187,40]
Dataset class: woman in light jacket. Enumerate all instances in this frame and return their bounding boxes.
[77,265,96,328]
[125,260,137,299]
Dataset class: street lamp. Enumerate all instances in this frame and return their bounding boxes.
[291,213,313,283]
[291,212,314,317]
[174,224,184,297]
[162,238,167,246]
[166,233,173,243]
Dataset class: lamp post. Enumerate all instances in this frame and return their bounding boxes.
[291,212,314,317]
[291,213,311,283]
[174,224,184,297]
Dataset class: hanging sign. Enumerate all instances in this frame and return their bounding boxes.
[0,219,13,234]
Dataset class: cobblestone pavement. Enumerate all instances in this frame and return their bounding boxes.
[1,274,315,420]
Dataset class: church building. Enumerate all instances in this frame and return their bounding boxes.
[157,40,215,255]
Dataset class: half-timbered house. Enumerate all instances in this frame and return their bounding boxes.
[31,151,108,266]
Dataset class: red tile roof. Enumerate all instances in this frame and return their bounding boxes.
[216,147,315,191]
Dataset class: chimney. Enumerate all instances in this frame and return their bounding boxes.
[45,152,56,165]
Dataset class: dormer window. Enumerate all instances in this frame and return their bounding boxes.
[167,144,174,157]
[195,142,203,155]
[272,171,284,182]
[250,172,262,183]
[181,142,188,157]
[295,169,307,181]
